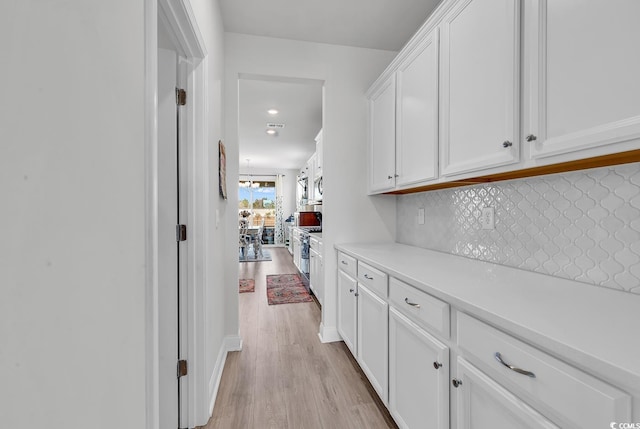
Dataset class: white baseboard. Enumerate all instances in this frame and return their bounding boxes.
[318,323,341,343]
[208,335,243,415]
[224,334,243,352]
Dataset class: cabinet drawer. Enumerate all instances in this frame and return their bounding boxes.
[309,236,319,250]
[338,252,357,277]
[457,312,631,428]
[389,277,450,339]
[357,261,387,298]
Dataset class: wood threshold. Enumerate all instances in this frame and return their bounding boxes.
[386,149,640,195]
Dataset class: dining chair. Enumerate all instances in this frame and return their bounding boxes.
[252,218,265,258]
[239,219,250,259]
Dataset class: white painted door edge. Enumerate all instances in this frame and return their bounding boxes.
[145,0,208,428]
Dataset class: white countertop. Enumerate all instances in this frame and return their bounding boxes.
[335,242,640,388]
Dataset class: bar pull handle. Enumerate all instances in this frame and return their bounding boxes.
[494,352,536,378]
[404,297,421,308]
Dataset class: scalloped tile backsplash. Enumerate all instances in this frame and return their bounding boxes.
[396,163,640,295]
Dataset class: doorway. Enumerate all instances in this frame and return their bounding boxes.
[237,75,323,244]
[236,75,324,325]
[153,3,207,428]
[158,20,189,429]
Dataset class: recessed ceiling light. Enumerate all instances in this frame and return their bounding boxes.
[266,129,277,135]
[267,108,279,115]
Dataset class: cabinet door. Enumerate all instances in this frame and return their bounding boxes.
[455,357,559,429]
[316,255,324,306]
[396,29,439,187]
[357,284,389,404]
[525,0,640,160]
[315,130,323,177]
[309,249,318,295]
[440,0,520,176]
[307,153,317,201]
[389,307,449,429]
[369,74,397,193]
[337,270,358,356]
[293,237,301,271]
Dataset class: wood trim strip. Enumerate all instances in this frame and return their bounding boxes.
[386,150,640,195]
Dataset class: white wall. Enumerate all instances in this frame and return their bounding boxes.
[0,1,231,427]
[224,33,398,342]
[0,1,146,428]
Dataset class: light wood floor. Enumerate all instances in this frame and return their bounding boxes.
[200,247,398,429]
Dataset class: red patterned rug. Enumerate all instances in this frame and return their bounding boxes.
[266,274,313,305]
[239,278,255,293]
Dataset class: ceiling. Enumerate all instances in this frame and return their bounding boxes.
[238,78,322,171]
[227,0,443,172]
[220,0,443,51]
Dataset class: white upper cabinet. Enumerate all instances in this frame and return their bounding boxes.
[439,0,521,177]
[396,29,440,188]
[524,0,640,160]
[307,153,317,201]
[369,74,397,193]
[315,129,323,177]
[367,0,639,193]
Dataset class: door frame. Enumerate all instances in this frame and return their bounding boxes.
[145,0,208,427]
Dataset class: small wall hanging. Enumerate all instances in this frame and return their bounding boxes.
[218,140,227,199]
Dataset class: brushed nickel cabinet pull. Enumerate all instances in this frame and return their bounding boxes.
[494,352,536,378]
[404,297,421,308]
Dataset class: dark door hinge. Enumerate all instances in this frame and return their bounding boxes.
[177,359,188,378]
[176,224,187,242]
[176,88,186,106]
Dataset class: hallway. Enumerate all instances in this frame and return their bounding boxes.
[202,247,397,429]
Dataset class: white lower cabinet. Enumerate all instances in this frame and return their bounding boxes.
[389,307,449,429]
[309,248,322,306]
[309,236,324,306]
[292,235,301,271]
[335,248,635,429]
[316,252,323,306]
[457,311,631,428]
[337,269,358,356]
[454,357,559,429]
[357,284,389,404]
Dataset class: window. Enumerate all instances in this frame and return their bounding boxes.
[239,180,276,230]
